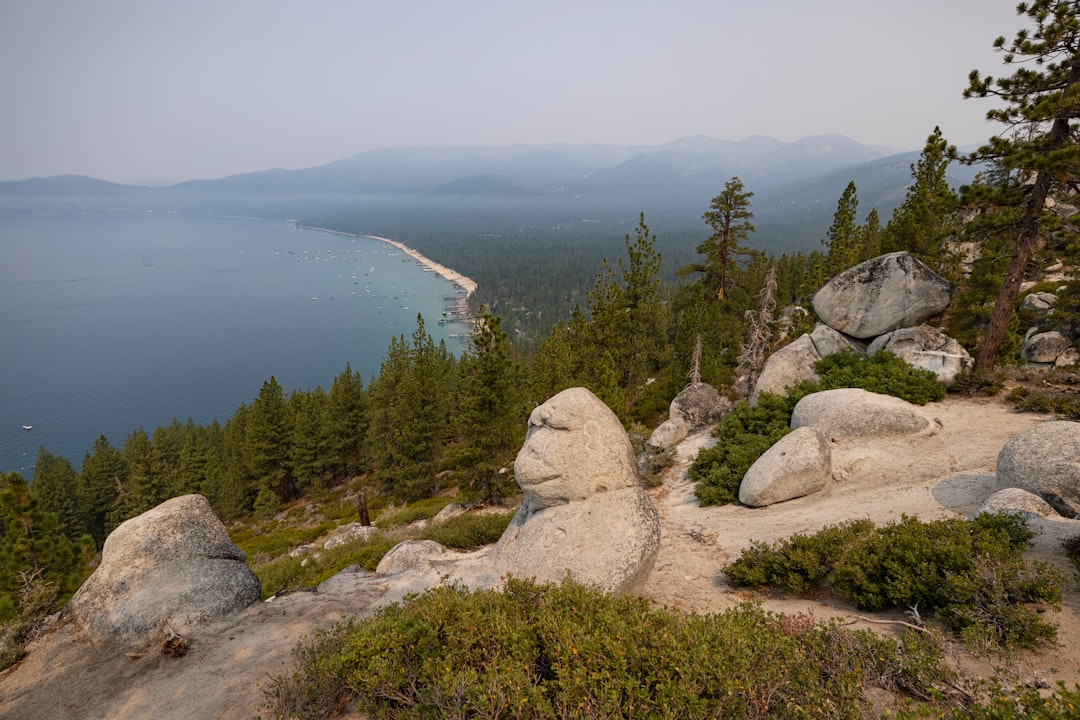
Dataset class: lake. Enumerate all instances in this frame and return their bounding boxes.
[0,213,470,474]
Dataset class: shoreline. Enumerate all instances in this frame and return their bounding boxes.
[295,223,477,327]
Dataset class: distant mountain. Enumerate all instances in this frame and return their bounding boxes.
[2,135,976,252]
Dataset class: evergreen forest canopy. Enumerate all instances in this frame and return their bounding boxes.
[2,0,1079,669]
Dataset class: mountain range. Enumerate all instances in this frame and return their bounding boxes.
[0,134,981,251]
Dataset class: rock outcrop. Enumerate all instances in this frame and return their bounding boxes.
[670,382,730,429]
[1022,330,1073,364]
[738,426,832,507]
[866,324,973,385]
[751,334,821,404]
[812,252,953,339]
[996,421,1080,517]
[790,388,932,439]
[67,494,261,650]
[484,388,661,592]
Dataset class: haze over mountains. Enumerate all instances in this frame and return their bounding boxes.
[0,134,980,252]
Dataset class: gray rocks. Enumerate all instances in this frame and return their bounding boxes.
[1022,331,1073,363]
[812,252,953,339]
[484,387,661,592]
[996,421,1080,517]
[979,488,1058,519]
[867,324,974,386]
[646,416,689,450]
[513,387,640,512]
[376,540,449,574]
[322,522,378,551]
[809,323,865,358]
[790,388,932,439]
[68,494,261,650]
[738,427,832,507]
[1021,291,1058,318]
[751,334,821,404]
[648,382,729,450]
[670,382,730,430]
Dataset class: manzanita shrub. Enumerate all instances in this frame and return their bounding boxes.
[725,513,1063,651]
[265,578,955,720]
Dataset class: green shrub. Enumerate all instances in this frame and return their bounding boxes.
[691,390,804,505]
[265,579,953,720]
[418,510,515,549]
[232,520,338,561]
[724,513,1062,652]
[813,350,946,405]
[374,497,457,529]
[1007,386,1080,419]
[254,532,397,599]
[691,351,945,507]
[724,520,875,594]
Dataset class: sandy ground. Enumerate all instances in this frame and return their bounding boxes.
[2,396,1079,719]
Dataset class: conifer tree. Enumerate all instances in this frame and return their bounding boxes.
[79,435,127,546]
[883,127,961,279]
[245,377,294,504]
[30,448,84,540]
[824,181,860,276]
[328,364,367,477]
[962,0,1080,371]
[680,177,756,301]
[0,472,92,624]
[460,307,522,502]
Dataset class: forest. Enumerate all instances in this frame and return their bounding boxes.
[2,0,1080,683]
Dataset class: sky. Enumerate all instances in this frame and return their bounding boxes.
[0,0,1024,184]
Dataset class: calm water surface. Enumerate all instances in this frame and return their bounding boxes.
[0,213,468,474]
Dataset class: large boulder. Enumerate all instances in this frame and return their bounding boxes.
[866,324,973,386]
[812,252,953,339]
[996,421,1080,517]
[751,334,821,404]
[738,426,832,507]
[1022,331,1073,363]
[670,382,730,430]
[790,388,932,439]
[68,495,261,650]
[483,387,661,592]
[376,540,450,574]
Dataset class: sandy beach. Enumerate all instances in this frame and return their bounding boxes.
[297,224,477,324]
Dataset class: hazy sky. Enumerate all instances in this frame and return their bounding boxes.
[1,0,1023,184]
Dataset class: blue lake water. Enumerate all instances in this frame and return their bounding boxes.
[0,213,470,475]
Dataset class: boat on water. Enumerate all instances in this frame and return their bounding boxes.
[21,425,32,431]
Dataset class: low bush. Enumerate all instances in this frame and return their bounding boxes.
[374,497,457,529]
[692,350,945,506]
[725,513,1062,652]
[254,532,398,599]
[417,510,515,549]
[1006,386,1080,420]
[265,578,954,720]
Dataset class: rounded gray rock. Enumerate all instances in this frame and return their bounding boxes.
[979,488,1058,519]
[67,494,261,650]
[812,252,953,339]
[996,421,1080,517]
[790,388,931,439]
[739,426,832,507]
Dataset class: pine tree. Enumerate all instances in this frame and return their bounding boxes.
[328,364,367,478]
[883,127,962,280]
[680,177,757,301]
[734,265,777,400]
[460,308,522,502]
[245,377,295,503]
[0,471,92,623]
[30,448,84,540]
[824,181,860,276]
[962,0,1080,371]
[79,435,127,546]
